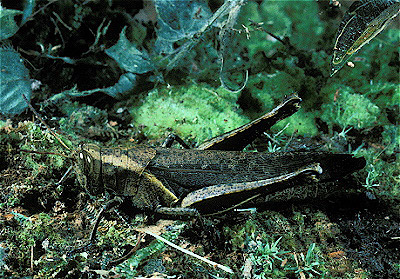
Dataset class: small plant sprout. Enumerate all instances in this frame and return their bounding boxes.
[250,236,289,272]
[363,164,380,191]
[264,122,290,152]
[286,243,321,277]
[267,141,281,153]
[338,126,352,140]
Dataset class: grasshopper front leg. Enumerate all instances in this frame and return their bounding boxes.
[89,196,124,243]
[69,196,124,255]
[162,134,191,149]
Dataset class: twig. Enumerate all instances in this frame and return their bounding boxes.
[248,19,288,46]
[23,0,60,25]
[30,244,34,272]
[113,208,234,274]
[135,228,234,274]
[52,11,73,31]
[22,94,72,152]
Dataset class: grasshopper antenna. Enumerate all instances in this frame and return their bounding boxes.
[19,149,71,158]
[22,94,72,153]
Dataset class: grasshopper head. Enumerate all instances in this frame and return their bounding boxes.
[75,144,104,196]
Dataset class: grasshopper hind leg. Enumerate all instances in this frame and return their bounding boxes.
[155,206,200,217]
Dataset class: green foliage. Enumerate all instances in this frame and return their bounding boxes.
[43,0,240,100]
[96,219,139,250]
[115,223,185,277]
[130,83,249,145]
[244,71,319,136]
[239,0,325,59]
[0,245,6,272]
[227,219,258,250]
[285,243,322,277]
[382,125,400,155]
[154,0,212,54]
[0,8,22,40]
[5,212,85,278]
[16,213,54,246]
[273,109,318,137]
[58,103,119,141]
[322,25,399,199]
[246,72,294,113]
[21,122,68,170]
[225,213,328,278]
[3,212,71,274]
[105,27,154,74]
[0,46,31,116]
[0,121,69,201]
[320,89,380,130]
[21,0,35,25]
[249,236,289,273]
[357,147,400,198]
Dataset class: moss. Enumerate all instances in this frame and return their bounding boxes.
[223,210,367,278]
[355,141,399,199]
[273,108,318,136]
[59,104,117,141]
[4,212,74,275]
[16,213,54,245]
[282,0,325,49]
[239,0,325,59]
[130,83,249,145]
[382,125,400,155]
[238,1,291,59]
[225,218,258,251]
[18,122,69,177]
[246,71,299,112]
[320,89,380,130]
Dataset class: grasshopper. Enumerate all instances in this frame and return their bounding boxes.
[24,95,365,216]
[21,94,366,274]
[67,95,365,217]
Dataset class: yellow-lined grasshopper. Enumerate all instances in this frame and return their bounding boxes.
[68,95,365,216]
[24,95,365,217]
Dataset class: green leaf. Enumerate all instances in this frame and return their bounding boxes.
[45,72,137,102]
[102,72,137,98]
[105,27,154,74]
[0,8,23,40]
[154,0,212,54]
[331,0,400,76]
[0,46,31,115]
